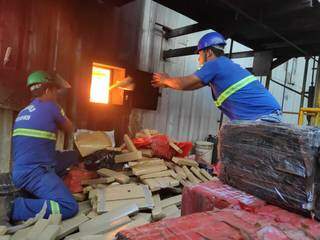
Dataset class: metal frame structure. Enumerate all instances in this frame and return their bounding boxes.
[117,0,320,124]
[148,0,320,123]
[160,24,317,119]
[154,0,320,59]
[298,107,320,126]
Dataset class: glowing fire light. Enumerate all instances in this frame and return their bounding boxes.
[90,66,110,104]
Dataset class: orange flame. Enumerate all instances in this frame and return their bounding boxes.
[90,66,110,104]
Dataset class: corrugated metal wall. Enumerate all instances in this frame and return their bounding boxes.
[231,53,317,125]
[270,57,316,124]
[130,0,219,142]
[131,0,317,141]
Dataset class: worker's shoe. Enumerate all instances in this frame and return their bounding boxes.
[0,195,13,227]
[0,173,15,196]
[0,173,17,227]
[0,173,20,197]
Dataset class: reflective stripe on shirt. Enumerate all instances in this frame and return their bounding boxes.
[214,75,257,107]
[13,128,56,140]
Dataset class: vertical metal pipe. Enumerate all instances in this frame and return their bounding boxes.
[218,39,234,129]
[71,39,82,126]
[67,39,82,150]
[313,56,320,107]
[265,71,272,89]
[300,57,310,108]
[311,56,316,86]
[281,62,289,110]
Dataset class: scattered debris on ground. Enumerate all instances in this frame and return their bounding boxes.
[2,129,215,240]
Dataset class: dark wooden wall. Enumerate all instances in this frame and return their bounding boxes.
[0,0,144,144]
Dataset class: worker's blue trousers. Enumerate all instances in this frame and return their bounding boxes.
[11,151,79,221]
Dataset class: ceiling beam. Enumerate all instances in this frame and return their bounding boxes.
[273,44,320,58]
[263,38,320,49]
[164,23,209,39]
[263,0,313,18]
[155,0,320,58]
[271,57,291,69]
[163,46,254,59]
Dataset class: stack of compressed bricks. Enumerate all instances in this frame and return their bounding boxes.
[2,173,183,240]
[1,202,149,240]
[1,129,216,240]
[218,121,320,218]
[123,130,215,191]
[117,207,320,240]
[76,131,216,238]
[103,131,215,194]
[181,178,265,215]
[73,125,320,240]
[117,179,320,240]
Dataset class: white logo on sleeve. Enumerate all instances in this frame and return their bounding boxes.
[16,115,31,122]
[22,105,36,113]
[25,105,36,112]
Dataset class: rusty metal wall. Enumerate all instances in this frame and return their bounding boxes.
[0,0,144,169]
[2,0,123,107]
[0,108,14,173]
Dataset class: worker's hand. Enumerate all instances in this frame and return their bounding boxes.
[152,73,170,88]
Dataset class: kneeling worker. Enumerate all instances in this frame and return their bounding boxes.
[0,71,79,226]
[152,32,281,122]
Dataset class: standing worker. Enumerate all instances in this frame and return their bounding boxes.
[0,71,79,226]
[152,32,281,122]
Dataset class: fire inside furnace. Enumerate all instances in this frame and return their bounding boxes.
[90,65,111,104]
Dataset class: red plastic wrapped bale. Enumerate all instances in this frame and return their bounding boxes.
[256,205,320,238]
[219,121,320,218]
[133,135,192,160]
[63,163,98,193]
[117,211,247,240]
[117,208,320,240]
[181,179,265,216]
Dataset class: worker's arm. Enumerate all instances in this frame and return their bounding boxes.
[58,116,73,134]
[53,104,74,134]
[152,73,204,90]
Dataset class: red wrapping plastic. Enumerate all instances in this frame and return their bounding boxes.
[133,135,192,160]
[175,142,193,158]
[150,135,173,159]
[117,211,246,240]
[181,179,265,215]
[63,163,98,193]
[213,161,221,176]
[132,137,152,148]
[117,207,320,240]
[256,205,320,239]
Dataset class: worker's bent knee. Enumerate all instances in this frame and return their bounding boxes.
[70,200,79,217]
[61,199,78,220]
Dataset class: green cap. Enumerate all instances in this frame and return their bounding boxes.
[27,71,71,89]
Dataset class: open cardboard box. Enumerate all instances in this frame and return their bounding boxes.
[74,130,114,157]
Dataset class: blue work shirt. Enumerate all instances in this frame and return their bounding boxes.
[12,99,67,172]
[194,56,280,120]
